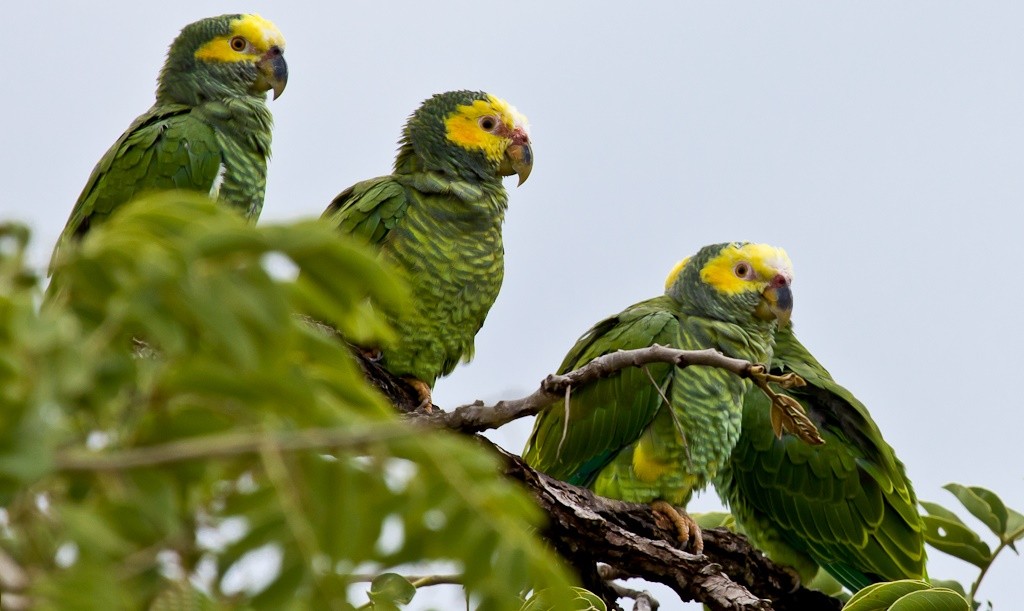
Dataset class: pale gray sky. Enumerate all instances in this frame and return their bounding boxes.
[4,2,1023,609]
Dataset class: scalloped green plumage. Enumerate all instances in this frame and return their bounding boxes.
[322,91,532,393]
[523,242,790,510]
[50,14,286,274]
[718,324,928,592]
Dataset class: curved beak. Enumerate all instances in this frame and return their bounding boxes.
[255,46,288,99]
[500,127,533,186]
[755,275,793,327]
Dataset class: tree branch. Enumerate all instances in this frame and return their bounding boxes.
[343,344,842,611]
[319,319,822,443]
[419,346,750,433]
[488,439,838,611]
[410,345,821,445]
[310,337,838,610]
[604,578,660,611]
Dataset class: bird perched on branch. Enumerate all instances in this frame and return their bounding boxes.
[50,14,288,271]
[322,90,532,408]
[717,323,927,592]
[523,242,794,552]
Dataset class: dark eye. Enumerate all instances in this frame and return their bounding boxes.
[734,262,752,279]
[479,116,498,132]
[230,37,247,52]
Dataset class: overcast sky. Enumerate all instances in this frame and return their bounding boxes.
[4,2,1023,609]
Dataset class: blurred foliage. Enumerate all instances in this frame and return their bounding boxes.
[0,193,576,610]
[364,573,416,610]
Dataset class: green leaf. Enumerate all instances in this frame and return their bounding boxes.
[920,502,992,568]
[521,587,606,611]
[944,483,1007,539]
[1004,505,1024,551]
[888,588,971,611]
[919,501,964,523]
[928,579,969,602]
[845,580,931,611]
[367,573,416,607]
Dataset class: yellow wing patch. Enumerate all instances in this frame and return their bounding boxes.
[700,242,792,296]
[444,94,528,163]
[632,436,675,483]
[664,257,691,291]
[195,14,285,63]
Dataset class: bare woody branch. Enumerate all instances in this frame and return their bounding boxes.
[488,439,840,611]
[410,345,822,445]
[418,346,746,432]
[347,339,835,609]
[318,318,822,443]
[604,579,660,611]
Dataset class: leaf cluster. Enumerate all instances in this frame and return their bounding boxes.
[0,193,575,610]
[922,483,1024,609]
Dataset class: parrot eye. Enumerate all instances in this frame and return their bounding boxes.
[478,116,499,132]
[230,37,248,52]
[734,262,754,280]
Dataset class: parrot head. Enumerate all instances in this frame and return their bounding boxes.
[400,90,533,186]
[156,14,288,105]
[667,242,794,327]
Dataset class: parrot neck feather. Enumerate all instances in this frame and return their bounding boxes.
[189,97,274,219]
[672,317,776,482]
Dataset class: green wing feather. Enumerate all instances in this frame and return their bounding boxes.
[322,177,409,248]
[52,105,220,268]
[523,296,679,487]
[526,242,786,510]
[322,173,505,385]
[721,325,926,591]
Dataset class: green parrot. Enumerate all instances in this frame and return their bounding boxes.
[523,242,794,551]
[717,323,927,591]
[322,90,533,406]
[50,14,287,270]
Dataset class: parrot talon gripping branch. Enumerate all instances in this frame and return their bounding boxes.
[651,499,704,554]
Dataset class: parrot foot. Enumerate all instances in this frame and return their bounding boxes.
[650,500,703,554]
[402,377,435,414]
[747,365,824,446]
